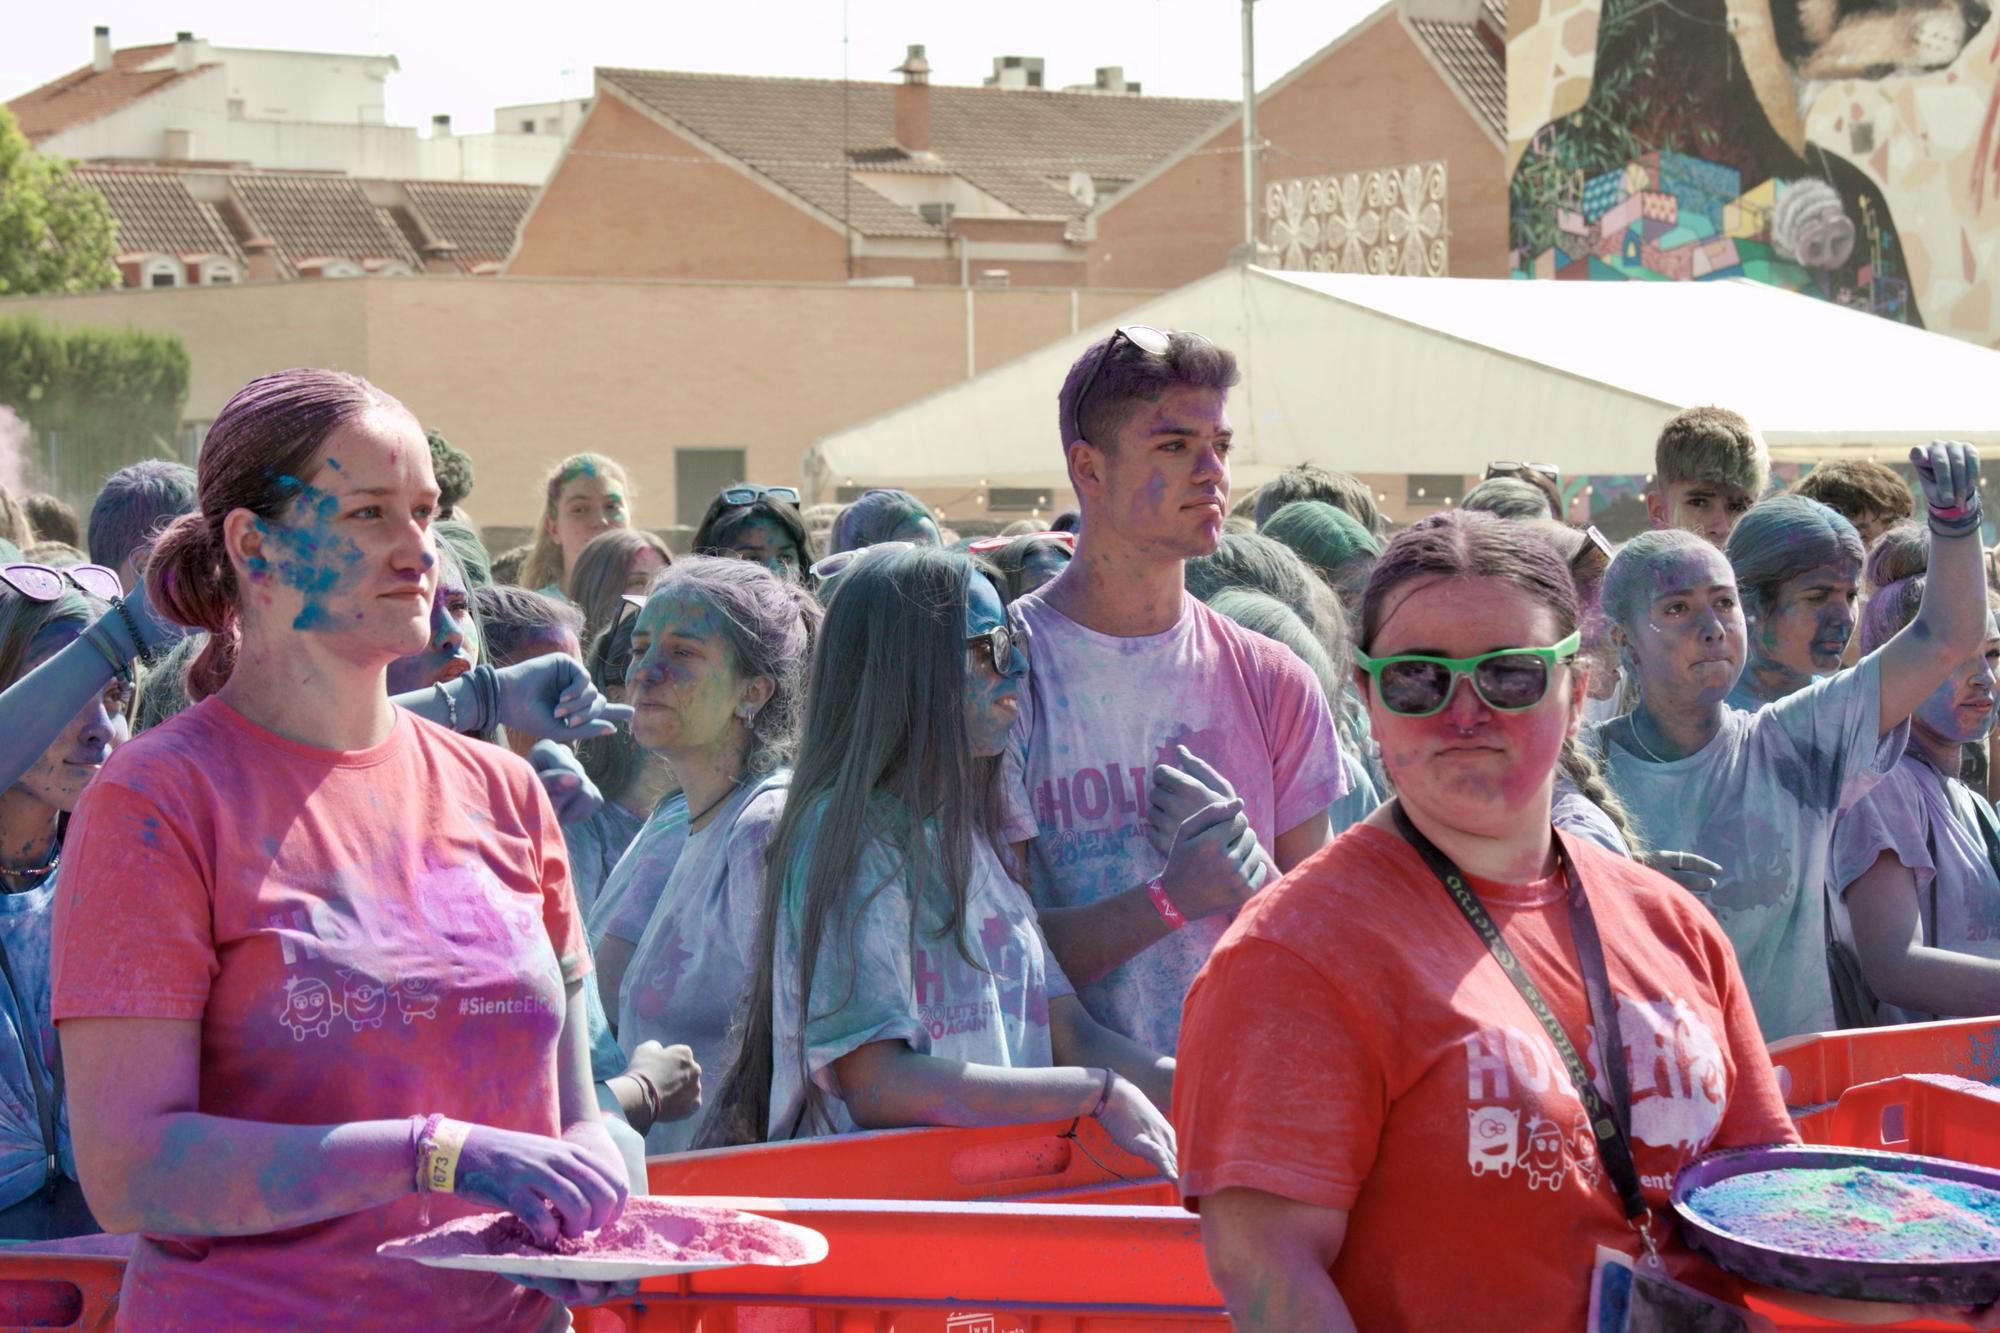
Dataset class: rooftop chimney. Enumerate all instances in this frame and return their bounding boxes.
[431,114,453,138]
[92,26,112,74]
[174,31,196,73]
[892,44,932,155]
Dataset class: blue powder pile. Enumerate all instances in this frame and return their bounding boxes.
[1687,1167,2000,1263]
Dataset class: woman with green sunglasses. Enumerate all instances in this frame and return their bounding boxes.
[1176,508,1800,1331]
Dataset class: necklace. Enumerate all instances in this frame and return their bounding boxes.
[1622,712,1670,766]
[0,839,59,884]
[686,775,746,829]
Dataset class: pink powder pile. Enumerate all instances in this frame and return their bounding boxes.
[383,1198,810,1267]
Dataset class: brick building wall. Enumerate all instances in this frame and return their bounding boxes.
[1,279,1151,529]
[1086,14,1507,289]
[507,89,852,282]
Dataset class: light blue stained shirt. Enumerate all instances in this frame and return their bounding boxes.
[618,772,789,1154]
[562,800,648,924]
[587,793,690,952]
[1587,656,1904,1042]
[769,805,1073,1141]
[0,870,75,1212]
[1830,753,2000,1025]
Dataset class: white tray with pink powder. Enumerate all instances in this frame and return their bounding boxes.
[377,1197,829,1281]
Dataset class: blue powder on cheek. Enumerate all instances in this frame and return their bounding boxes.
[1687,1166,2000,1262]
[259,488,367,632]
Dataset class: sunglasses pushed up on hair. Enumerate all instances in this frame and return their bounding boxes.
[966,531,1078,556]
[1355,631,1581,717]
[0,563,123,604]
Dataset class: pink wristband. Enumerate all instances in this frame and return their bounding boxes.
[1147,876,1188,930]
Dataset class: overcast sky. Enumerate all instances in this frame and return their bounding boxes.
[4,1,1379,133]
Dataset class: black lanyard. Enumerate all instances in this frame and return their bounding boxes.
[1390,801,1656,1246]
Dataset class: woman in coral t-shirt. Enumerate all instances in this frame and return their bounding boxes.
[1174,510,1801,1331]
[50,370,634,1331]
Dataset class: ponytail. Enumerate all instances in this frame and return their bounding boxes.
[145,512,240,702]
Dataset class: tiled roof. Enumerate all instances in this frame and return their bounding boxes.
[600,68,1234,240]
[400,181,537,268]
[7,45,213,143]
[1406,0,1506,140]
[74,168,243,263]
[227,174,423,276]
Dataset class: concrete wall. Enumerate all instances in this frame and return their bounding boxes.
[1087,14,1508,288]
[0,277,1151,528]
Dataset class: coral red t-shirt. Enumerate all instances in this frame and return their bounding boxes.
[51,698,588,1332]
[1174,824,1796,1332]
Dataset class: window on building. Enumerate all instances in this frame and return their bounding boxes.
[520,119,536,133]
[675,447,749,529]
[200,259,239,285]
[142,257,182,288]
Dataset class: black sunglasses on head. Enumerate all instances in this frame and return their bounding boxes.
[1069,325,1175,442]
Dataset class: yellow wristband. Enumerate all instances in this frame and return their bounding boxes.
[424,1117,471,1195]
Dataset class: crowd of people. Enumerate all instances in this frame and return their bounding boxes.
[0,329,1989,1329]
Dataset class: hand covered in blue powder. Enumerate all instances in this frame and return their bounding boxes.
[1144,745,1237,855]
[1093,1075,1178,1179]
[526,741,604,823]
[1911,441,1982,535]
[494,654,635,742]
[1148,746,1269,920]
[1637,849,1722,895]
[454,1122,628,1247]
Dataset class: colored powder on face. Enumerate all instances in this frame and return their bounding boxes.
[382,1197,810,1266]
[1686,1167,2000,1263]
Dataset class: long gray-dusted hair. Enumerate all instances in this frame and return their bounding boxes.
[707,548,1007,1146]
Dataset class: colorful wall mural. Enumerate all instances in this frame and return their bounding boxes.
[1508,0,2000,339]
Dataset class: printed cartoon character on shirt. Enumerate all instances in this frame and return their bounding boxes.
[280,976,339,1041]
[394,976,439,1025]
[1524,1116,1567,1191]
[341,970,388,1031]
[1467,1106,1521,1178]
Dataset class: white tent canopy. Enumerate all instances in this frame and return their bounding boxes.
[806,267,2000,500]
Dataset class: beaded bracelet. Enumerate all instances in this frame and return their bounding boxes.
[110,598,158,668]
[433,680,459,732]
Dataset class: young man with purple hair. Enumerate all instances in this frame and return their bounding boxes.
[1002,327,1344,1053]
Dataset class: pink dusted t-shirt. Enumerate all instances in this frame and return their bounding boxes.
[1001,591,1345,1052]
[51,698,588,1332]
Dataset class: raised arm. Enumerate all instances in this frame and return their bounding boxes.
[0,580,176,791]
[1878,442,1988,736]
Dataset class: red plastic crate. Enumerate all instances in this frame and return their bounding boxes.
[0,1241,126,1333]
[1805,1073,2000,1167]
[597,1196,1222,1332]
[648,1118,1172,1207]
[1768,1017,2000,1117]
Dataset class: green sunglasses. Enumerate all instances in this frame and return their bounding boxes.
[1355,631,1582,717]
